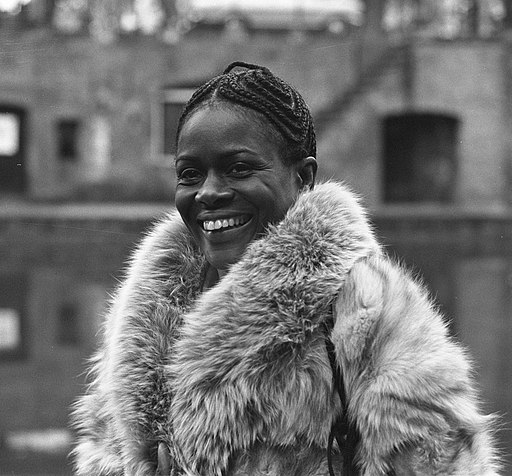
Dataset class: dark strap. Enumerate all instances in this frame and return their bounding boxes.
[324,322,360,476]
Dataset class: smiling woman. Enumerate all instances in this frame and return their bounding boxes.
[71,62,500,476]
[175,104,314,278]
[173,62,317,281]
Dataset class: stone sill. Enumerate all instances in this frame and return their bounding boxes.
[372,203,512,221]
[0,201,510,221]
[0,202,511,250]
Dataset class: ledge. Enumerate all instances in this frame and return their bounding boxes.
[0,202,169,221]
[0,202,511,250]
[372,203,512,221]
[1,201,510,221]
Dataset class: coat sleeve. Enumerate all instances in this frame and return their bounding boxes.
[332,254,500,476]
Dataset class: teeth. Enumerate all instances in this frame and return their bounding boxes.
[202,216,249,231]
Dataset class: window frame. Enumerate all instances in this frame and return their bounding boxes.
[150,87,196,166]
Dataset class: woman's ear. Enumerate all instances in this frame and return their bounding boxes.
[297,156,318,190]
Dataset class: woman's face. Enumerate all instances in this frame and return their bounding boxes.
[175,104,312,274]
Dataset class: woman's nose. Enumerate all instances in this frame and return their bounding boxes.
[195,174,234,207]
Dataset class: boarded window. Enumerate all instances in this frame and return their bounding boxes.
[152,88,196,163]
[162,101,185,157]
[57,119,80,162]
[383,112,459,203]
[57,303,80,346]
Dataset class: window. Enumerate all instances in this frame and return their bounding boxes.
[57,119,80,162]
[0,309,21,354]
[0,272,27,361]
[57,303,80,346]
[151,88,196,163]
[0,113,20,156]
[0,105,26,193]
[383,112,460,203]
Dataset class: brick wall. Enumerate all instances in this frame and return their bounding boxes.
[318,38,512,209]
[1,25,510,208]
[413,40,509,207]
[0,26,363,201]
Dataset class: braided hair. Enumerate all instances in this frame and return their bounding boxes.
[175,61,316,163]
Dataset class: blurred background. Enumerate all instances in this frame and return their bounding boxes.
[0,0,511,474]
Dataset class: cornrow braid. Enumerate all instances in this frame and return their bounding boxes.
[176,61,316,162]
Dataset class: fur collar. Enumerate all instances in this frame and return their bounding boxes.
[75,181,380,475]
[165,182,380,474]
[73,181,499,476]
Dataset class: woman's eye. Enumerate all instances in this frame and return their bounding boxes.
[229,163,252,177]
[177,168,202,184]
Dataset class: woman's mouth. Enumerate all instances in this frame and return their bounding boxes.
[200,215,251,232]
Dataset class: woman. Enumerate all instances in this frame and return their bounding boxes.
[72,62,499,475]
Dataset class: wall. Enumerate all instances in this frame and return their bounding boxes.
[1,23,510,208]
[0,25,363,201]
[316,46,409,208]
[318,38,512,209]
[413,40,509,207]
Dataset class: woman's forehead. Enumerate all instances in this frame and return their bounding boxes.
[178,102,285,148]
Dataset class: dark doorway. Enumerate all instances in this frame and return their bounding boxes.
[0,105,27,193]
[383,112,459,203]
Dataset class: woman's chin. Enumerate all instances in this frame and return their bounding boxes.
[198,217,258,272]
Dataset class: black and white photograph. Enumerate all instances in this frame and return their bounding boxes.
[0,0,510,474]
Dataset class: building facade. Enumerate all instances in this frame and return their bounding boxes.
[0,10,511,208]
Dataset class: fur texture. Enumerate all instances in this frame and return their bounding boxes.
[71,182,499,475]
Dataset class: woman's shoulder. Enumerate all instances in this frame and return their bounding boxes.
[332,253,451,363]
[115,210,202,289]
[126,210,191,273]
[107,210,204,323]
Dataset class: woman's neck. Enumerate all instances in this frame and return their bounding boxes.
[202,265,225,291]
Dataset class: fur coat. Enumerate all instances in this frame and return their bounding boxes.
[71,182,499,476]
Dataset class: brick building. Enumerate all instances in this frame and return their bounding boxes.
[0,3,510,208]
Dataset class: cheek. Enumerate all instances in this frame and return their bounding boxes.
[253,184,297,223]
[175,189,195,223]
[174,191,185,216]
